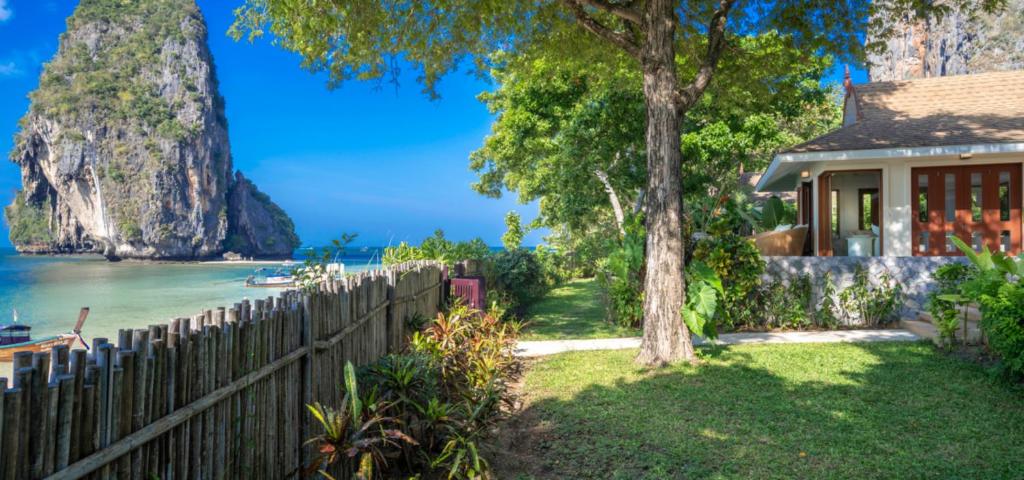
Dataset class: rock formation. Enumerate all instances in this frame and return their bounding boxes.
[867,0,1024,81]
[6,0,298,259]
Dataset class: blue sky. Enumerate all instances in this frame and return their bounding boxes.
[0,1,866,248]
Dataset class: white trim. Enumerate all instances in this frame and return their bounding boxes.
[756,142,1024,192]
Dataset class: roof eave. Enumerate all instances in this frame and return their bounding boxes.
[756,142,1024,192]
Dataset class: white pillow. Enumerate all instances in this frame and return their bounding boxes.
[773,224,792,232]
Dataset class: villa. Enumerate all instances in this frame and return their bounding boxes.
[757,70,1024,258]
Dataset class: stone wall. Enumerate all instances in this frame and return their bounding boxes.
[764,256,968,316]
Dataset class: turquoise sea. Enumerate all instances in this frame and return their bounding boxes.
[0,248,382,350]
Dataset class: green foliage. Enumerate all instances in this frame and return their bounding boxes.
[836,266,904,327]
[500,211,525,251]
[597,215,645,328]
[310,303,521,478]
[382,230,490,268]
[119,219,142,243]
[490,248,545,312]
[759,274,816,330]
[948,237,1024,375]
[817,272,840,329]
[4,192,54,246]
[305,362,417,479]
[682,261,724,339]
[977,283,1024,377]
[294,234,356,291]
[927,263,974,349]
[692,233,765,329]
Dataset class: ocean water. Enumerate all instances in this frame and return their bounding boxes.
[0,248,382,349]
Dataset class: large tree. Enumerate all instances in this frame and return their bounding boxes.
[470,32,837,240]
[231,0,1003,365]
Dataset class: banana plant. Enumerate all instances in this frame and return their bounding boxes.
[681,260,724,340]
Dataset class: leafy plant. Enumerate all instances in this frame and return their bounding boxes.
[294,233,357,291]
[383,230,490,268]
[597,214,645,328]
[977,283,1024,377]
[489,248,545,314]
[682,260,723,339]
[926,262,974,349]
[816,272,840,329]
[692,233,765,329]
[305,362,417,479]
[501,211,526,251]
[837,265,903,327]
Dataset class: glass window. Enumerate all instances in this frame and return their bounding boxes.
[1002,230,1011,253]
[1000,171,1011,221]
[918,174,928,223]
[971,231,983,252]
[918,232,929,254]
[831,189,840,236]
[945,232,956,253]
[945,173,956,222]
[971,172,983,222]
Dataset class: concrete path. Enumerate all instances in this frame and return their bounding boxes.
[516,329,921,357]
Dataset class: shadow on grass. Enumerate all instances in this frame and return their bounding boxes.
[493,342,1024,479]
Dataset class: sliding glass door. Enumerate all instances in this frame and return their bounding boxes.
[911,164,1021,256]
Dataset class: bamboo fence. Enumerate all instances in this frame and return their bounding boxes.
[0,260,444,479]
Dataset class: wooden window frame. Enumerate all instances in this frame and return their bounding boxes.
[858,188,880,231]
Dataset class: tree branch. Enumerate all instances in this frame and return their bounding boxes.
[595,168,627,236]
[676,0,735,112]
[564,0,642,59]
[577,0,642,25]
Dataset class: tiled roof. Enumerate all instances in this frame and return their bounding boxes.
[786,70,1024,153]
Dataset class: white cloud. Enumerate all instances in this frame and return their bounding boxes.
[0,0,11,22]
[0,61,21,76]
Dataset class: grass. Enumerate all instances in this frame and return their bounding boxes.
[521,278,640,340]
[494,342,1024,479]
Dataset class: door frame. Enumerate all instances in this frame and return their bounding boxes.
[816,169,884,257]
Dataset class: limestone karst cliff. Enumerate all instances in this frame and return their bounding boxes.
[6,0,298,259]
[867,0,1024,81]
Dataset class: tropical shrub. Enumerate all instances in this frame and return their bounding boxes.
[816,271,840,329]
[489,248,546,313]
[382,230,491,267]
[759,274,814,329]
[836,265,903,327]
[692,233,765,329]
[947,238,1024,375]
[977,283,1024,377]
[597,215,645,328]
[926,263,973,349]
[305,362,417,479]
[307,302,521,479]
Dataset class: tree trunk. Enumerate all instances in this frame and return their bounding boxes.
[635,0,694,365]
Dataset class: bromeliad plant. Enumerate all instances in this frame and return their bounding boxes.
[305,362,418,479]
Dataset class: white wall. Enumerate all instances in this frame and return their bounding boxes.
[807,152,1024,257]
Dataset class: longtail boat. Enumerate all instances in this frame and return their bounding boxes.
[0,307,89,362]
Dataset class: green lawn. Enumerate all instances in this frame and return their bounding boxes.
[521,278,640,340]
[494,342,1024,479]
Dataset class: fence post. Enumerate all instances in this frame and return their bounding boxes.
[300,292,314,478]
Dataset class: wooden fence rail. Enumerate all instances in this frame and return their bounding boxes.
[0,260,444,480]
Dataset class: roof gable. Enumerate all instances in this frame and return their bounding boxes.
[787,70,1024,153]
